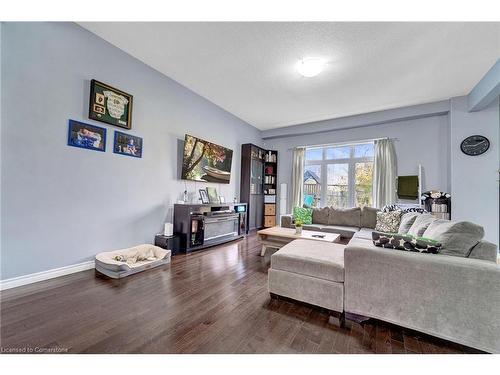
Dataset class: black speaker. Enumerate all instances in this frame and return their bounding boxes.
[154,234,181,255]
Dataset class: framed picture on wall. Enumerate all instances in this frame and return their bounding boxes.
[89,79,133,130]
[67,119,106,152]
[113,131,143,158]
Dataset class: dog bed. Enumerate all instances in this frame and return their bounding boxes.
[95,244,171,279]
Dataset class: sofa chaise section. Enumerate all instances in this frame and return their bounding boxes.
[344,238,500,353]
[268,239,346,323]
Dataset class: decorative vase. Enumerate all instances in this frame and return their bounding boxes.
[295,226,302,235]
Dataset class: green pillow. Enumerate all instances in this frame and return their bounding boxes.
[293,207,313,225]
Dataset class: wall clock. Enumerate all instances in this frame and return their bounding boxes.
[460,135,490,156]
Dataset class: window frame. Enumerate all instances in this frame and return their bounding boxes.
[304,142,374,208]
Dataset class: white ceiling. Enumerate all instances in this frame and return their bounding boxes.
[80,22,500,130]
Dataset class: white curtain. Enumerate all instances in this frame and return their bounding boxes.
[373,139,397,208]
[291,147,305,211]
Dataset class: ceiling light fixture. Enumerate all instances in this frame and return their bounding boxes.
[296,57,325,78]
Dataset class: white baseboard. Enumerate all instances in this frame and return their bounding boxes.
[0,261,95,291]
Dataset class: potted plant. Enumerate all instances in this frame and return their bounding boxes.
[295,219,303,235]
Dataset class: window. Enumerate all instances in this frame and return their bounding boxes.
[303,143,374,208]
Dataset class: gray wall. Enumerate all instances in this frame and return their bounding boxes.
[1,23,261,279]
[450,96,499,245]
[263,114,450,215]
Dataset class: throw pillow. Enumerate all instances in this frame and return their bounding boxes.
[422,219,485,258]
[413,237,442,254]
[372,231,414,250]
[381,204,400,212]
[293,206,313,225]
[372,232,441,254]
[398,212,420,234]
[407,213,436,237]
[382,204,427,214]
[403,207,427,213]
[375,211,402,233]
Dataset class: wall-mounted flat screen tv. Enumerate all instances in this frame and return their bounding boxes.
[181,134,233,184]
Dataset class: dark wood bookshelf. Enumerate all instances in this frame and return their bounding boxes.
[240,145,278,230]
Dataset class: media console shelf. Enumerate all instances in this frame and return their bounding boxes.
[173,203,247,253]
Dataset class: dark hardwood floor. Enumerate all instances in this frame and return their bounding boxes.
[0,232,483,354]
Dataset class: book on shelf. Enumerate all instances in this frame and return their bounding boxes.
[265,151,277,163]
[264,175,276,184]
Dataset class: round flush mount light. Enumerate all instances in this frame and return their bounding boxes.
[296,57,326,78]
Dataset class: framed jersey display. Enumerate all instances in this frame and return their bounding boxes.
[89,79,133,130]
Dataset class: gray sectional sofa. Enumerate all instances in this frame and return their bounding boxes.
[272,206,500,352]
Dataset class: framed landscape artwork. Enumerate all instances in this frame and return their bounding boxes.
[113,131,143,158]
[89,79,133,129]
[67,119,106,152]
[181,134,233,184]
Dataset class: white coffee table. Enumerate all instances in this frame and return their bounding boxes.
[257,226,340,256]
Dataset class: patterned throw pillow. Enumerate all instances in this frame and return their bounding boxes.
[372,231,441,254]
[375,211,403,233]
[382,204,427,214]
[414,237,442,253]
[381,204,400,212]
[292,207,313,225]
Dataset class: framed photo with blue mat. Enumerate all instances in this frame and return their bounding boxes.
[113,131,143,158]
[67,119,106,152]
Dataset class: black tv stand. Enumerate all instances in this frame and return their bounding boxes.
[173,203,248,253]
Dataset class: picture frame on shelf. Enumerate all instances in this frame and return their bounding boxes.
[89,79,133,130]
[199,189,210,204]
[113,131,143,158]
[67,119,106,152]
[206,186,219,203]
